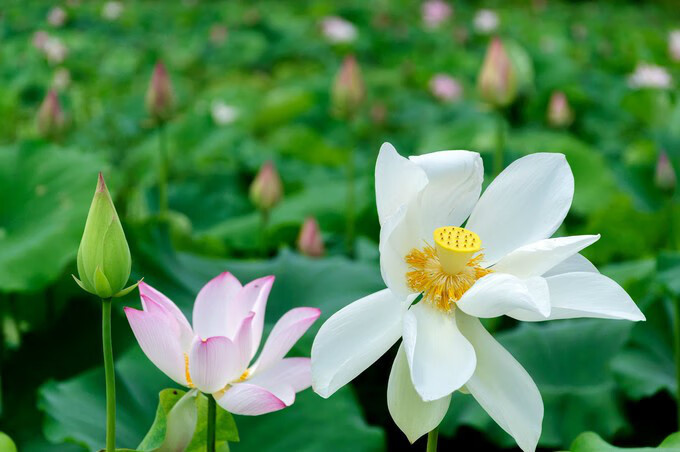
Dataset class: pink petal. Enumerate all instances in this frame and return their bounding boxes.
[227,276,274,356]
[247,358,311,405]
[139,281,192,332]
[140,293,193,351]
[254,307,321,373]
[233,312,256,372]
[125,300,187,386]
[192,272,242,339]
[215,383,286,416]
[188,336,240,394]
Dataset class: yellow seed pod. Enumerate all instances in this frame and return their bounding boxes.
[433,226,481,274]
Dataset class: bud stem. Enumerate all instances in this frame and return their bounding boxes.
[158,121,169,219]
[493,113,506,177]
[346,146,356,257]
[102,298,116,452]
[426,427,439,452]
[259,209,270,256]
[207,394,216,452]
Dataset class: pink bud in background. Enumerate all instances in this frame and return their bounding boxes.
[47,7,67,27]
[250,161,283,211]
[37,89,66,138]
[210,24,228,45]
[32,31,49,50]
[146,61,175,120]
[669,30,680,62]
[547,91,574,128]
[656,151,676,193]
[477,37,517,108]
[332,55,365,119]
[298,217,325,258]
[429,74,462,103]
[422,0,452,29]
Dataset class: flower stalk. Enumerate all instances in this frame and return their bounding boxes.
[207,395,216,452]
[158,120,169,219]
[426,427,438,452]
[102,298,116,452]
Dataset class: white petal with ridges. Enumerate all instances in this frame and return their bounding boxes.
[456,312,543,452]
[312,289,407,398]
[543,253,599,277]
[379,203,422,299]
[402,303,476,401]
[192,272,242,339]
[188,336,239,394]
[492,235,599,278]
[388,344,451,444]
[466,153,574,266]
[226,276,274,352]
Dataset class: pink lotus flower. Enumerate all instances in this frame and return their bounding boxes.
[429,74,463,103]
[125,273,321,415]
[422,0,452,29]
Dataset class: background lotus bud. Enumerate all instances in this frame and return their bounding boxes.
[74,173,133,299]
[321,16,358,44]
[422,0,452,29]
[669,30,680,62]
[477,37,517,108]
[655,151,676,193]
[102,1,124,21]
[250,161,283,211]
[547,91,574,128]
[473,9,499,35]
[332,55,365,120]
[47,6,67,27]
[37,89,66,137]
[429,74,463,103]
[297,217,325,257]
[146,61,174,120]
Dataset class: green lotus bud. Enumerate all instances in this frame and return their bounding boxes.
[146,61,174,121]
[37,89,66,138]
[249,161,283,211]
[332,55,365,120]
[74,173,136,299]
[477,37,518,108]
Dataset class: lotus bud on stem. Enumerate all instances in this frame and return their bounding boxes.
[37,89,66,139]
[298,217,325,257]
[250,161,283,254]
[547,91,574,128]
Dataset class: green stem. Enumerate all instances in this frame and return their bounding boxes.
[260,209,270,257]
[102,299,116,452]
[345,145,356,257]
[426,427,439,452]
[158,121,169,219]
[493,113,505,177]
[207,395,216,452]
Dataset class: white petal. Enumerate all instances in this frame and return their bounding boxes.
[124,300,187,386]
[188,336,240,394]
[402,303,476,401]
[161,389,199,452]
[232,313,256,373]
[253,307,320,373]
[466,153,574,266]
[312,289,407,398]
[387,344,451,444]
[247,358,312,406]
[192,272,242,340]
[409,150,484,234]
[378,203,422,299]
[457,273,550,319]
[375,142,428,226]
[456,312,543,452]
[492,235,599,278]
[509,272,645,322]
[542,253,599,277]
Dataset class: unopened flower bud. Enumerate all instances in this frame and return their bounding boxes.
[297,217,324,257]
[477,37,517,108]
[74,173,137,299]
[332,55,365,120]
[146,61,174,120]
[656,152,676,193]
[422,0,452,29]
[547,91,574,128]
[429,74,463,103]
[250,161,283,211]
[669,30,680,62]
[37,89,66,138]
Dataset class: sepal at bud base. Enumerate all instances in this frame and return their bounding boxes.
[75,173,132,299]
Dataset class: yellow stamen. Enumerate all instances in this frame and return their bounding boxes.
[406,227,491,312]
[238,369,251,382]
[184,353,194,388]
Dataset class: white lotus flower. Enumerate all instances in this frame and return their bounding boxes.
[473,9,499,34]
[320,16,358,44]
[628,63,672,89]
[311,143,644,451]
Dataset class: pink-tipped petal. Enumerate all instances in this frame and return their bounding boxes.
[233,312,256,373]
[254,307,321,373]
[227,276,274,354]
[192,272,242,339]
[247,358,311,405]
[139,281,192,331]
[125,303,187,386]
[215,383,286,416]
[188,336,240,394]
[141,294,193,351]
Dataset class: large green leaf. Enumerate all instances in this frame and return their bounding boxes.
[0,143,108,292]
[441,319,633,449]
[570,431,680,451]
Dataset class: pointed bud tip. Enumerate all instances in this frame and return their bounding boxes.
[97,172,107,192]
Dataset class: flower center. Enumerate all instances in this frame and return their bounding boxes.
[405,226,491,312]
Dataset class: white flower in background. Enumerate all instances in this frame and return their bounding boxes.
[52,68,71,91]
[311,143,644,450]
[473,9,499,34]
[32,31,49,50]
[320,16,358,44]
[47,6,67,27]
[211,100,239,126]
[422,0,452,29]
[429,73,462,103]
[102,1,124,21]
[43,37,68,64]
[628,63,672,89]
[669,30,680,62]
